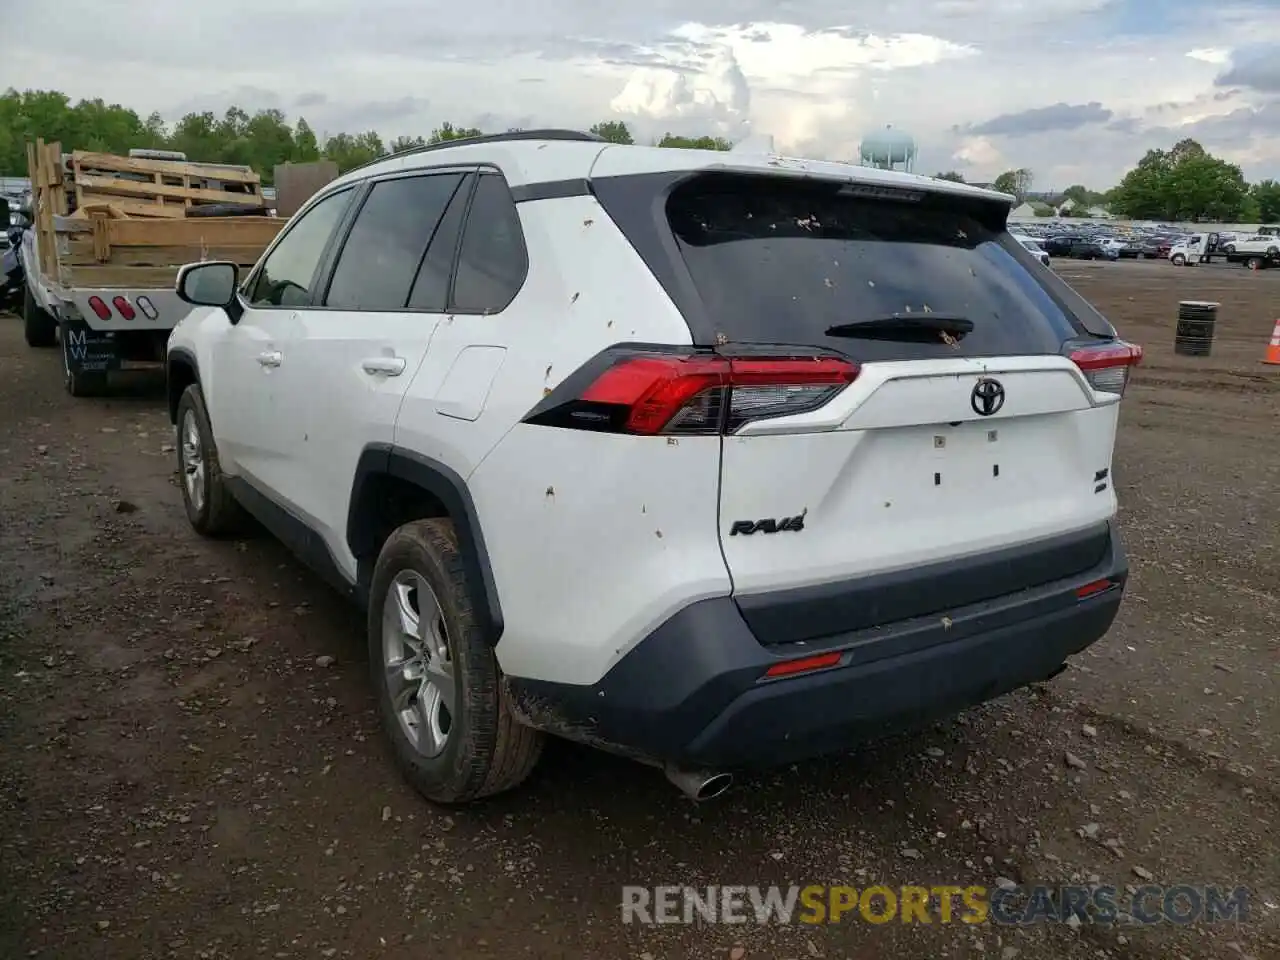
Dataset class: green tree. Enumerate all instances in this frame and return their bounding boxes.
[0,87,755,179]
[1107,139,1247,221]
[389,135,427,153]
[428,122,484,144]
[321,131,386,172]
[933,171,966,182]
[992,168,1033,200]
[1061,184,1102,208]
[293,118,320,162]
[1250,179,1280,223]
[589,120,634,144]
[657,133,732,150]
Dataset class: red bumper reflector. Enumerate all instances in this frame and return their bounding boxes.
[111,296,136,320]
[1075,579,1115,599]
[87,296,112,321]
[764,651,843,678]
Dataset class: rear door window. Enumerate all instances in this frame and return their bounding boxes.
[324,173,465,311]
[407,174,473,312]
[656,173,1085,361]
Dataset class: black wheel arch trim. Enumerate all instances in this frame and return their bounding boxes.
[348,444,504,645]
[166,347,202,424]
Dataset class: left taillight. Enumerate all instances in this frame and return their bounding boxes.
[526,351,859,435]
[1070,340,1143,397]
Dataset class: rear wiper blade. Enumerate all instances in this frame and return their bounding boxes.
[825,313,975,340]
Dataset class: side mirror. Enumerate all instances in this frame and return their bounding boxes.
[176,261,244,322]
[177,261,238,306]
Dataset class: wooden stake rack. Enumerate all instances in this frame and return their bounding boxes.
[25,138,65,283]
[70,150,267,218]
[59,214,286,288]
[26,138,285,290]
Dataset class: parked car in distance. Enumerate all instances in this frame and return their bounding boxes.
[1012,234,1051,266]
[1223,234,1280,269]
[1069,240,1117,261]
[1042,235,1081,257]
[1140,237,1172,259]
[1223,234,1280,255]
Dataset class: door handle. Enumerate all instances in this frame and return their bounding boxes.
[361,356,407,377]
[257,351,282,368]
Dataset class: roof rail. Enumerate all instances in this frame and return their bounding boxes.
[343,128,607,176]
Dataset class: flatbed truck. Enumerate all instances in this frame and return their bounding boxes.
[22,139,285,395]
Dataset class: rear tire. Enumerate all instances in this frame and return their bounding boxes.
[60,320,108,396]
[22,285,57,348]
[368,518,544,805]
[65,369,108,397]
[175,383,248,536]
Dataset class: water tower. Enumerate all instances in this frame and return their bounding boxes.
[858,124,917,172]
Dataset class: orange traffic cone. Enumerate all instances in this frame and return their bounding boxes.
[1265,319,1280,366]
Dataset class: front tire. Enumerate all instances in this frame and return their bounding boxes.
[175,383,247,536]
[1171,254,1186,266]
[22,285,57,348]
[369,519,543,805]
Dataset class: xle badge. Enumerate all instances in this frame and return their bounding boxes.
[729,516,806,535]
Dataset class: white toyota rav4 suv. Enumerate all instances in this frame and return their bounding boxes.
[166,130,1139,805]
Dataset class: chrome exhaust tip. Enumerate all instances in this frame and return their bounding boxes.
[664,764,734,801]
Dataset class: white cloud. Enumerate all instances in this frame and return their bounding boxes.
[3,0,1280,185]
[953,136,1005,170]
[610,44,750,124]
[1187,47,1231,64]
[669,23,976,78]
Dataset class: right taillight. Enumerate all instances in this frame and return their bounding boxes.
[1070,341,1143,397]
[527,350,859,435]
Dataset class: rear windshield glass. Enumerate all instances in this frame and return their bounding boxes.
[663,173,1084,360]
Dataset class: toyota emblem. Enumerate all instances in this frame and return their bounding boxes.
[970,378,1006,417]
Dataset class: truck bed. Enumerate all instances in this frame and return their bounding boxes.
[27,137,285,298]
[56,213,285,289]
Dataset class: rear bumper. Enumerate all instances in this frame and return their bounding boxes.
[508,523,1128,769]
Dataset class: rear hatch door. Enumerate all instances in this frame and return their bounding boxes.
[649,171,1127,645]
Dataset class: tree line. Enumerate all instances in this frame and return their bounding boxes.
[935,140,1280,223]
[0,89,731,183]
[8,89,1275,223]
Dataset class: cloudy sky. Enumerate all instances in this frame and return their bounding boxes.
[5,0,1280,188]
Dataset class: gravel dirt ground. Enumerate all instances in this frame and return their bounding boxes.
[2,258,1279,960]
